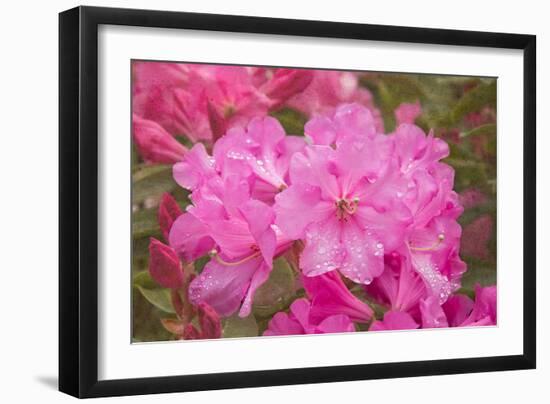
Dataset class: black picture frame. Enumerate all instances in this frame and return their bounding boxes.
[59,5,536,398]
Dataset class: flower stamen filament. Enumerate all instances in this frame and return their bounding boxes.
[409,233,445,252]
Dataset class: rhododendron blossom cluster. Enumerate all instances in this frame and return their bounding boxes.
[132,62,497,341]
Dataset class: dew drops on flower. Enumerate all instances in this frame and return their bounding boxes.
[131,61,497,341]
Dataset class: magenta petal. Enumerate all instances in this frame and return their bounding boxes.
[316,314,355,333]
[420,296,449,328]
[442,294,474,327]
[370,311,419,331]
[168,212,214,262]
[263,312,304,336]
[303,271,373,323]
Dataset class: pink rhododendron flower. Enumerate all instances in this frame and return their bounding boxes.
[302,271,373,323]
[213,116,305,203]
[132,115,187,164]
[275,104,412,284]
[169,133,294,317]
[264,298,355,336]
[394,101,422,125]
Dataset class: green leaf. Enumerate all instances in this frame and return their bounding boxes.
[132,282,173,342]
[132,165,177,204]
[460,265,497,292]
[436,80,496,128]
[133,271,175,313]
[270,108,307,135]
[132,207,161,239]
[222,314,258,338]
[460,123,496,139]
[252,257,296,319]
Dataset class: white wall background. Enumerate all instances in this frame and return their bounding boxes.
[0,0,545,402]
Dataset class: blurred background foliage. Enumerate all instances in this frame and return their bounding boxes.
[132,72,497,341]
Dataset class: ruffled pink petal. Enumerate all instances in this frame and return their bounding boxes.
[274,184,333,240]
[339,220,384,284]
[173,143,216,191]
[304,116,336,145]
[168,212,215,262]
[300,218,344,277]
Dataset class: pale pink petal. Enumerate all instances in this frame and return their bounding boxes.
[168,212,215,262]
[274,184,333,240]
[339,220,384,284]
[300,218,345,277]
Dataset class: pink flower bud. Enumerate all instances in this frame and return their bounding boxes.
[148,238,184,289]
[158,193,182,241]
[197,302,222,339]
[133,114,187,164]
[206,101,227,141]
[263,69,314,106]
[182,324,201,340]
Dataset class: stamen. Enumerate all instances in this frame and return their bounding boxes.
[409,234,445,252]
[210,250,261,267]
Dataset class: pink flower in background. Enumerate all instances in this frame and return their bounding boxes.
[133,62,212,142]
[302,271,373,323]
[394,101,422,125]
[132,115,187,164]
[260,68,314,108]
[264,298,355,336]
[286,70,385,132]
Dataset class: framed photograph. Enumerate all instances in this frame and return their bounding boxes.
[59,6,536,398]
